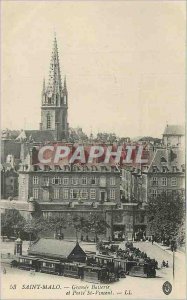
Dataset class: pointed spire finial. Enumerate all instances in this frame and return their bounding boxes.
[64,75,67,88]
[43,78,45,89]
[46,33,63,97]
[54,31,57,45]
[42,78,46,96]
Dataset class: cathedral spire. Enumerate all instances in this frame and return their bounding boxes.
[41,78,46,105]
[46,34,63,104]
[64,75,67,90]
[40,35,69,140]
[42,78,45,94]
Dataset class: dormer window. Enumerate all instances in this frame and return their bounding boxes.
[142,165,148,172]
[101,165,107,172]
[111,166,115,172]
[34,165,39,171]
[64,165,70,172]
[162,166,168,173]
[44,165,50,171]
[152,166,158,173]
[54,165,60,171]
[181,165,185,172]
[172,166,177,173]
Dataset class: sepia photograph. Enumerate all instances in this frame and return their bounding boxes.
[1,1,186,299]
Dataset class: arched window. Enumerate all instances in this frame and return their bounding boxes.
[47,114,51,129]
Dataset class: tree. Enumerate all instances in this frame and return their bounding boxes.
[46,215,67,239]
[96,132,118,143]
[176,214,185,247]
[1,209,25,238]
[147,192,185,246]
[87,213,110,241]
[23,216,47,244]
[67,214,89,241]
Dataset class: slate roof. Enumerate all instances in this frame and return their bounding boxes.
[163,125,185,136]
[147,148,184,173]
[16,130,55,143]
[28,238,81,259]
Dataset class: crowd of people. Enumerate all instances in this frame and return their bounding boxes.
[98,241,159,269]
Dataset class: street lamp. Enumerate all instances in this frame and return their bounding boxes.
[171,240,177,280]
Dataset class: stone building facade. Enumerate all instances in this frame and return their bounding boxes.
[1,164,19,199]
[122,147,185,204]
[18,163,121,204]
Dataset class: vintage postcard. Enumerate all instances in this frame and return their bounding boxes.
[1,1,186,300]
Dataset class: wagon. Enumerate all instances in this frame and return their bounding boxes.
[39,258,61,275]
[83,265,117,283]
[18,255,39,271]
[128,263,156,278]
[63,262,81,278]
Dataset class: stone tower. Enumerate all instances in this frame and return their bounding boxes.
[40,35,68,140]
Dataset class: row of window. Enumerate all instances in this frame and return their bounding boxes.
[33,176,116,186]
[150,189,182,198]
[152,177,177,187]
[42,262,54,268]
[33,164,119,173]
[123,166,181,178]
[32,188,116,200]
[152,166,180,173]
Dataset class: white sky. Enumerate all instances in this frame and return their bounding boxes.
[1,1,185,138]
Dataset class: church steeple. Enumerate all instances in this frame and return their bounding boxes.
[64,75,67,89]
[42,78,45,94]
[41,34,67,107]
[40,34,69,140]
[46,34,63,104]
